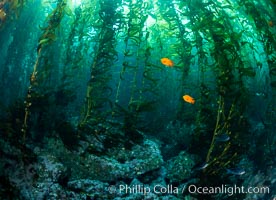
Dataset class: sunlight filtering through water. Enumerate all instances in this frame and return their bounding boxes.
[72,0,81,8]
[0,0,275,199]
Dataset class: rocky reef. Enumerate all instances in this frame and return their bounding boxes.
[0,116,275,200]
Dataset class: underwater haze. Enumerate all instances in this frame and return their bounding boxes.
[0,0,275,199]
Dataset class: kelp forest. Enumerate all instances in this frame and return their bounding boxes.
[0,0,275,199]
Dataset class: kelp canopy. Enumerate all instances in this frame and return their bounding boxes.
[0,0,275,190]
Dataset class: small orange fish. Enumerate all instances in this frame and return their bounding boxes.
[268,20,274,27]
[183,95,195,104]
[160,58,174,67]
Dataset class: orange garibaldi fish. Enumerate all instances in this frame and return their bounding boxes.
[183,95,195,104]
[160,58,174,67]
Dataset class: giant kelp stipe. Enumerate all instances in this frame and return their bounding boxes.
[0,0,275,199]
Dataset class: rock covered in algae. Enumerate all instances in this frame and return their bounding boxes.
[71,139,164,181]
[165,151,195,182]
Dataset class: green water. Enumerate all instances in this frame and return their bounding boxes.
[0,0,275,199]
